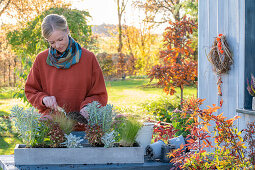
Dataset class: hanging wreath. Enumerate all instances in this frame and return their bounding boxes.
[207,34,233,75]
[207,34,233,107]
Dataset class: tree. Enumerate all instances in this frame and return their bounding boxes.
[148,16,197,106]
[122,25,161,75]
[0,24,18,87]
[0,0,70,87]
[7,7,92,102]
[0,0,11,17]
[135,0,198,23]
[134,0,182,24]
[0,0,70,23]
[116,0,128,79]
[96,52,115,80]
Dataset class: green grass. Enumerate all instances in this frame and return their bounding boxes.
[0,136,22,155]
[0,87,25,155]
[0,78,197,155]
[106,79,197,115]
[0,87,17,99]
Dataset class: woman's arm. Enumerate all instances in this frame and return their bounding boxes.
[25,61,49,112]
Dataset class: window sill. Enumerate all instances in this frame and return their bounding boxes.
[236,108,255,116]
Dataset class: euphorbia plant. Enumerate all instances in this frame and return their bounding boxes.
[10,105,48,147]
[84,101,116,147]
[11,105,78,148]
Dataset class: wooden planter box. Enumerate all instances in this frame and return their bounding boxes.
[14,144,144,165]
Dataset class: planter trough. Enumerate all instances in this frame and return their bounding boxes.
[14,144,144,165]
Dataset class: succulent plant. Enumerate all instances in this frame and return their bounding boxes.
[48,122,65,148]
[61,133,83,148]
[84,124,104,147]
[247,74,255,97]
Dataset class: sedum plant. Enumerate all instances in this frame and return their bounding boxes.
[48,121,65,148]
[85,124,104,147]
[10,105,44,147]
[61,133,83,148]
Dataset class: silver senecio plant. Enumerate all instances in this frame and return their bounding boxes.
[61,133,83,148]
[85,101,115,133]
[10,105,42,146]
[101,130,116,148]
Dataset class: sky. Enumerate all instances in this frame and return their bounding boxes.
[71,0,123,25]
[70,0,166,34]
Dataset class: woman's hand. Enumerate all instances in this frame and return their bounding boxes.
[80,107,89,120]
[42,96,58,110]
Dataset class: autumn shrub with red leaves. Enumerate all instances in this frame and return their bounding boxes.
[153,121,178,143]
[243,121,255,166]
[169,97,251,169]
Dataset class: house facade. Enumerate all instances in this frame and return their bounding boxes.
[198,0,255,133]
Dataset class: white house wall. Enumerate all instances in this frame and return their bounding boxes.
[198,0,249,132]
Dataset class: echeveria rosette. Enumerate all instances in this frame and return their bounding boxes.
[247,74,255,97]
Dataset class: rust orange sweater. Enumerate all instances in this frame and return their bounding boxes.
[25,48,108,114]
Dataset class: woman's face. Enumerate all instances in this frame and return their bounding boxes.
[47,30,69,53]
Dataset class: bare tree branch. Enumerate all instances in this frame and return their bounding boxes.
[0,0,11,17]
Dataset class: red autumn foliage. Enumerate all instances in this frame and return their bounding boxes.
[148,16,197,105]
[153,121,178,143]
[169,98,249,169]
[243,121,255,166]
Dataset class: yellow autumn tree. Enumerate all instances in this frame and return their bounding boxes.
[0,0,70,86]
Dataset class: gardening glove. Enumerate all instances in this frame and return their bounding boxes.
[42,96,59,110]
[80,106,89,120]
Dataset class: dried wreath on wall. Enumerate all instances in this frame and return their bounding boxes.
[207,34,233,107]
[208,34,233,75]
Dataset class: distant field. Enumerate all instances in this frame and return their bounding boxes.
[0,79,197,155]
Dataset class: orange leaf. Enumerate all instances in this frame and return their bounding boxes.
[220,99,223,107]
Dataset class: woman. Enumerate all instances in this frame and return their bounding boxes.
[25,14,108,126]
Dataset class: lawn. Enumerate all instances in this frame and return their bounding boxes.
[0,78,197,155]
[106,79,197,108]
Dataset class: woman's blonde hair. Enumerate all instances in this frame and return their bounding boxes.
[41,14,68,39]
